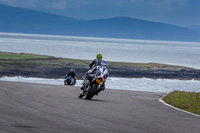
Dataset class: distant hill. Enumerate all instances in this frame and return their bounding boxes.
[0,3,200,42]
[0,3,80,34]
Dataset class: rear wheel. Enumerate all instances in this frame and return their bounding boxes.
[86,84,98,100]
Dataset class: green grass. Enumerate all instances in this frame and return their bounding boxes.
[0,52,51,59]
[108,61,184,70]
[0,52,91,70]
[163,91,200,115]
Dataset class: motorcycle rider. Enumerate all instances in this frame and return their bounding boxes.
[64,68,76,85]
[81,61,109,93]
[89,54,103,69]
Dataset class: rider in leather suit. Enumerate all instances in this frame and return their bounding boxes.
[83,60,109,91]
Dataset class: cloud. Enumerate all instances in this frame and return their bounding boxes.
[0,0,37,8]
[47,0,67,10]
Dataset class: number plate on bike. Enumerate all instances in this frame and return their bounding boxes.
[96,79,102,85]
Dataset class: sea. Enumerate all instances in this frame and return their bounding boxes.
[0,32,200,93]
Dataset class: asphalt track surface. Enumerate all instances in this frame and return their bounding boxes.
[0,81,200,133]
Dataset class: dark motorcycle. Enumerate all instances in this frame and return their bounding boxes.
[79,76,104,100]
[64,76,76,86]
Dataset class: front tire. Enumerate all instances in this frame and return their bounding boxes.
[67,80,70,85]
[85,84,98,100]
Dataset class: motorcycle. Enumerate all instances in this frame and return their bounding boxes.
[79,75,104,100]
[64,76,76,86]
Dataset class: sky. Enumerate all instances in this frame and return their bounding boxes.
[0,0,200,26]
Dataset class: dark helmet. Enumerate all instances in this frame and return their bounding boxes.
[96,54,102,59]
[101,61,108,67]
[70,68,75,73]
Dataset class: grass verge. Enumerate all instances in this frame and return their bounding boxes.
[162,91,200,115]
[0,52,51,59]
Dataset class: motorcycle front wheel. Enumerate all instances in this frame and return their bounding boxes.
[85,84,98,100]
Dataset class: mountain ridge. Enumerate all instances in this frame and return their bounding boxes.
[0,3,199,42]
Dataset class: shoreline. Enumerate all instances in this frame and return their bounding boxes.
[1,74,200,81]
[1,67,200,81]
[1,52,200,81]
